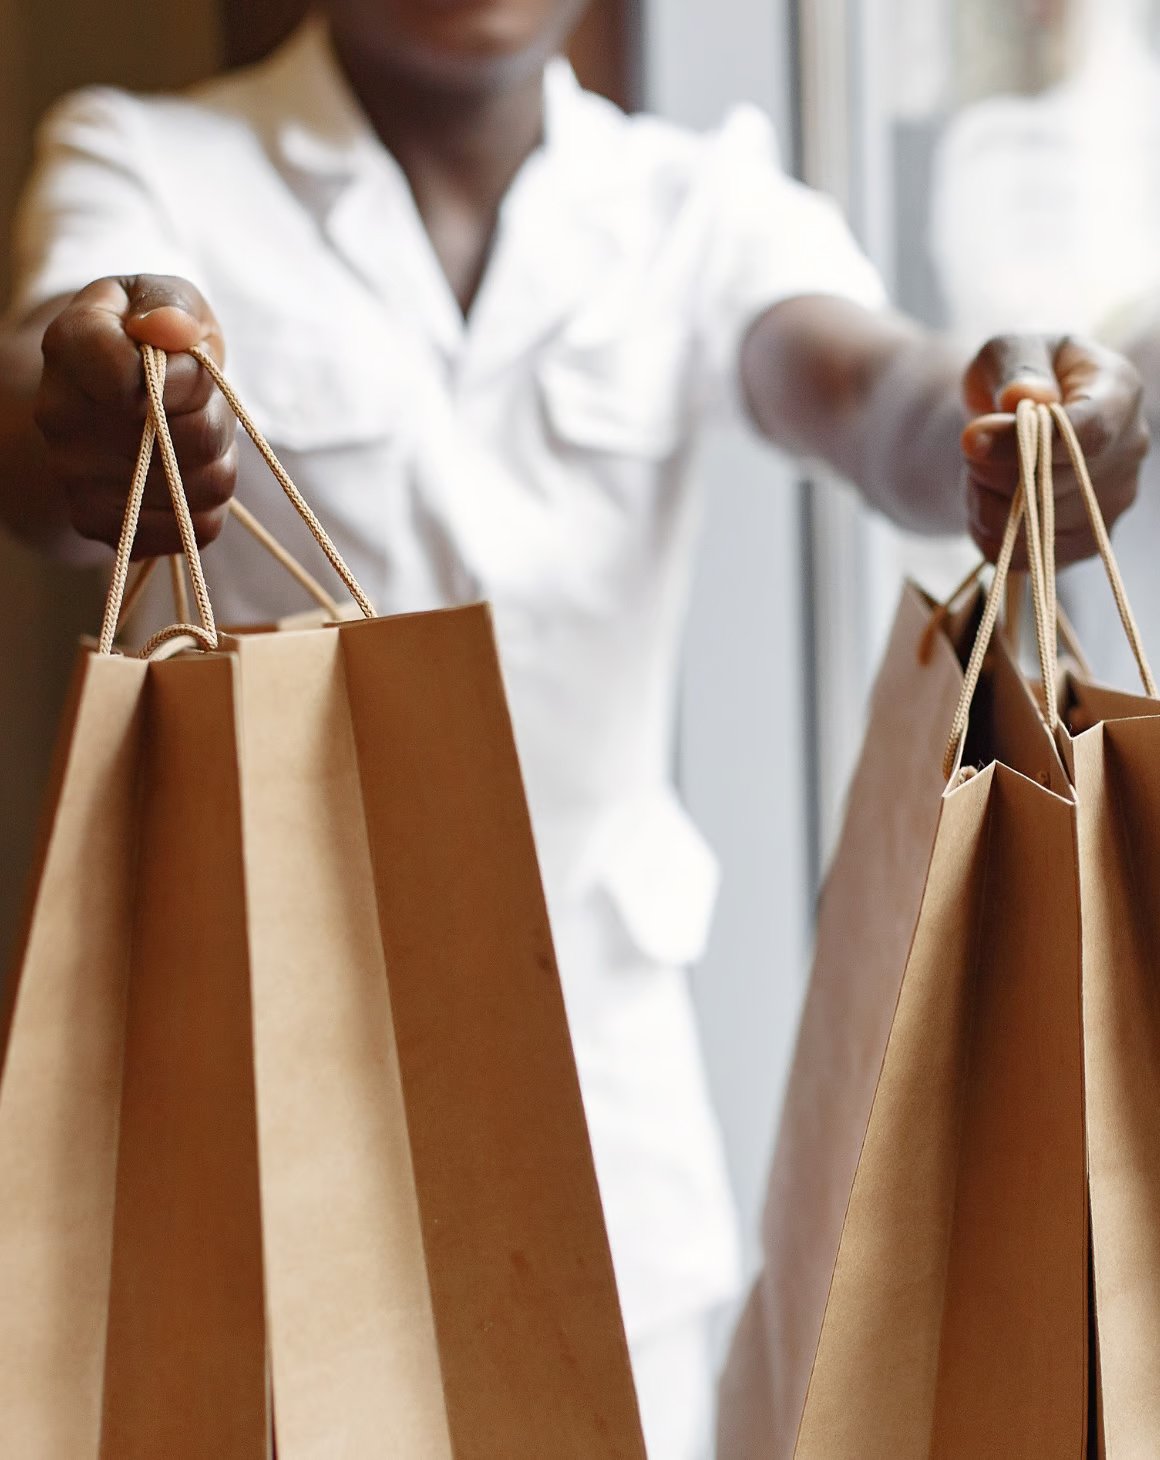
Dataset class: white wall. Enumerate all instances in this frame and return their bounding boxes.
[644,0,813,1286]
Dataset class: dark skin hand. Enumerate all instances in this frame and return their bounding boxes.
[0,276,233,560]
[0,0,1147,562]
[741,299,1147,565]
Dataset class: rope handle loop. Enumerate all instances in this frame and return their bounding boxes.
[187,345,374,618]
[1046,401,1156,697]
[940,405,1034,780]
[1020,400,1059,731]
[97,343,375,656]
[98,347,217,654]
[119,497,342,647]
[940,397,1155,781]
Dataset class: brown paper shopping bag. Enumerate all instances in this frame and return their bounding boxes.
[1010,401,1160,1459]
[0,344,645,1459]
[1068,683,1160,1460]
[718,406,1089,1458]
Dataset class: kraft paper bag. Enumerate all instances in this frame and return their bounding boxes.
[719,408,1089,1457]
[1066,687,1160,1460]
[0,344,645,1459]
[1020,401,1160,1459]
[0,650,148,1456]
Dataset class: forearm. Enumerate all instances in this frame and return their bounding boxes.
[741,295,968,535]
[0,300,97,563]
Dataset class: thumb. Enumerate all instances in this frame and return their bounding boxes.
[119,274,223,358]
[963,333,1062,415]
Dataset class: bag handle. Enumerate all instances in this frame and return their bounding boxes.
[941,398,1155,780]
[119,497,343,649]
[1042,400,1156,696]
[97,347,217,656]
[98,343,375,657]
[1021,400,1156,705]
[940,402,1038,780]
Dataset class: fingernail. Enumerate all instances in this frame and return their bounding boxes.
[967,430,993,459]
[130,306,192,322]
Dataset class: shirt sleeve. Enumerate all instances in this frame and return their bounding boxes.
[7,86,202,320]
[693,104,887,420]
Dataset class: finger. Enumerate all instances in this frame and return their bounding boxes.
[42,317,213,421]
[41,277,221,415]
[969,520,1102,570]
[968,459,1139,545]
[964,412,1145,476]
[967,479,1020,548]
[142,445,238,514]
[166,398,236,473]
[1054,520,1131,568]
[1050,337,1147,460]
[969,471,1139,567]
[67,490,229,556]
[1034,470,1138,541]
[134,401,236,507]
[33,369,139,450]
[118,275,224,361]
[961,411,1017,468]
[54,442,238,523]
[129,504,228,559]
[964,394,1148,490]
[963,334,1063,415]
[37,384,235,476]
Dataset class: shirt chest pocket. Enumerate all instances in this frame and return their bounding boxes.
[537,323,692,462]
[224,329,402,454]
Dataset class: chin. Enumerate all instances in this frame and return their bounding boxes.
[334,0,575,87]
[396,27,558,89]
[423,16,539,61]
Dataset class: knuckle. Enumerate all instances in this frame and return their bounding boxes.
[41,301,98,360]
[1057,332,1091,359]
[191,504,229,546]
[183,446,238,511]
[39,312,68,363]
[171,401,235,464]
[1074,412,1112,457]
[973,336,1004,371]
[969,526,1002,563]
[967,480,1008,537]
[1108,476,1139,517]
[66,495,120,547]
[46,449,92,493]
[42,312,144,415]
[31,390,62,441]
[130,524,182,560]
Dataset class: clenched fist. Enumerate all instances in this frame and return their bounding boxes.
[960,335,1148,566]
[35,274,236,557]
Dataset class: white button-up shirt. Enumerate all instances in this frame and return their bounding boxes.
[11,20,883,1340]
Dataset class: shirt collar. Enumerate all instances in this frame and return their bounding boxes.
[264,17,383,181]
[257,17,628,367]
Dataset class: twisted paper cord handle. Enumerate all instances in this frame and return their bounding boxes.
[98,344,375,656]
[941,398,1154,780]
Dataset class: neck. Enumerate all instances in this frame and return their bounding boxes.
[331,36,548,216]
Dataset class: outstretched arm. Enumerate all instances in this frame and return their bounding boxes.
[740,294,1147,564]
